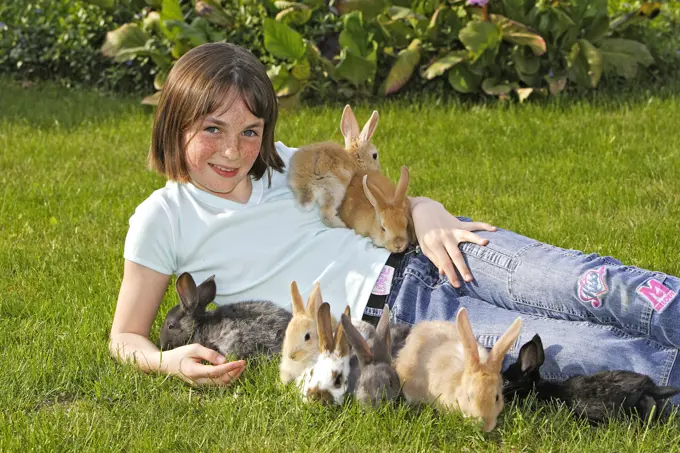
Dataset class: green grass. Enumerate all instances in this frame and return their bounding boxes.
[1,80,680,452]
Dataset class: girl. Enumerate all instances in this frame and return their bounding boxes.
[110,42,680,397]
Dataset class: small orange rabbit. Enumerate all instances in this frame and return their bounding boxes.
[288,105,380,227]
[339,166,413,253]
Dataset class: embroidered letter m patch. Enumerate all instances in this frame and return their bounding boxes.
[637,278,677,314]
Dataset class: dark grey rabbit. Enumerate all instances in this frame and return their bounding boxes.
[342,304,401,408]
[502,334,680,424]
[160,273,292,359]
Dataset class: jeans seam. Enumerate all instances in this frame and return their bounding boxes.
[660,349,678,385]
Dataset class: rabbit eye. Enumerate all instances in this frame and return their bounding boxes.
[334,373,343,388]
[496,393,499,403]
[168,322,176,329]
[372,153,378,160]
[304,333,311,341]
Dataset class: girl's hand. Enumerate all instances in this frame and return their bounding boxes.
[410,197,497,288]
[161,344,246,386]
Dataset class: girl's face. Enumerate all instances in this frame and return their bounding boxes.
[184,95,264,203]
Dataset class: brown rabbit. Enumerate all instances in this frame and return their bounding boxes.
[288,105,380,228]
[338,166,413,253]
[394,308,522,432]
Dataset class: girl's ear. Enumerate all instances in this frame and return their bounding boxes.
[290,281,305,315]
[341,104,360,148]
[176,273,198,313]
[359,110,379,145]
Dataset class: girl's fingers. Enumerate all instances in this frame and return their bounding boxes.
[462,221,497,233]
[443,237,472,283]
[189,343,227,365]
[424,242,460,288]
[456,230,489,246]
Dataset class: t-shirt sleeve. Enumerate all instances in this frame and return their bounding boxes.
[123,195,175,275]
[275,141,298,167]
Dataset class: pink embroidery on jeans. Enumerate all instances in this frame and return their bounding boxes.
[578,266,608,308]
[372,265,395,296]
[636,278,677,314]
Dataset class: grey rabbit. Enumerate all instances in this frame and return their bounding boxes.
[502,334,680,424]
[341,304,401,408]
[160,273,293,359]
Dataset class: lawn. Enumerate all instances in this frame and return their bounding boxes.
[1,80,680,452]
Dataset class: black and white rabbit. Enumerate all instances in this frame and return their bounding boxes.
[160,273,293,359]
[502,334,680,424]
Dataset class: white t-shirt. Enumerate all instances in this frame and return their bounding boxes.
[123,141,391,319]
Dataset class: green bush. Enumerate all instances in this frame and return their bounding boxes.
[99,0,670,105]
[0,0,153,93]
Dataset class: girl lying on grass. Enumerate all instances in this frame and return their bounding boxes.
[109,42,680,400]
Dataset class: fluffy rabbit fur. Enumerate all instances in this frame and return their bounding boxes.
[160,273,292,359]
[502,334,680,424]
[341,304,401,408]
[338,166,413,253]
[288,105,381,228]
[394,308,522,432]
[298,303,352,405]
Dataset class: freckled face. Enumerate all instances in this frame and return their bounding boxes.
[184,95,264,204]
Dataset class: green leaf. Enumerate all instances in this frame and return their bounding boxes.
[512,47,540,75]
[585,14,609,43]
[387,6,426,21]
[291,59,312,80]
[263,18,306,61]
[459,21,501,62]
[141,91,162,106]
[100,24,150,61]
[154,70,168,90]
[545,74,567,95]
[491,14,546,56]
[448,64,480,93]
[567,39,603,88]
[161,0,184,22]
[599,38,654,79]
[335,48,377,86]
[481,78,513,96]
[276,4,313,26]
[165,20,209,47]
[422,50,467,80]
[383,39,422,96]
[267,65,290,92]
[82,0,115,8]
[339,12,371,57]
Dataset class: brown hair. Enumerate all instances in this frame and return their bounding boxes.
[149,42,284,185]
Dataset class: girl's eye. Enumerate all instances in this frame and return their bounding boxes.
[243,129,258,137]
[204,126,219,134]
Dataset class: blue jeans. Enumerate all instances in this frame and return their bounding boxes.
[385,218,680,403]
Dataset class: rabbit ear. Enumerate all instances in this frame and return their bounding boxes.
[488,317,523,372]
[373,304,392,364]
[341,313,373,368]
[359,110,379,145]
[306,282,323,319]
[196,274,216,311]
[334,306,351,357]
[290,281,305,315]
[341,105,360,148]
[519,334,543,373]
[316,302,334,353]
[456,308,480,367]
[649,386,680,400]
[176,273,198,313]
[393,166,410,203]
[362,175,388,211]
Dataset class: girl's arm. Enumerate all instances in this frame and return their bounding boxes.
[110,260,245,386]
[408,197,497,288]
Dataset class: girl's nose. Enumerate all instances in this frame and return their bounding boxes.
[220,137,240,159]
